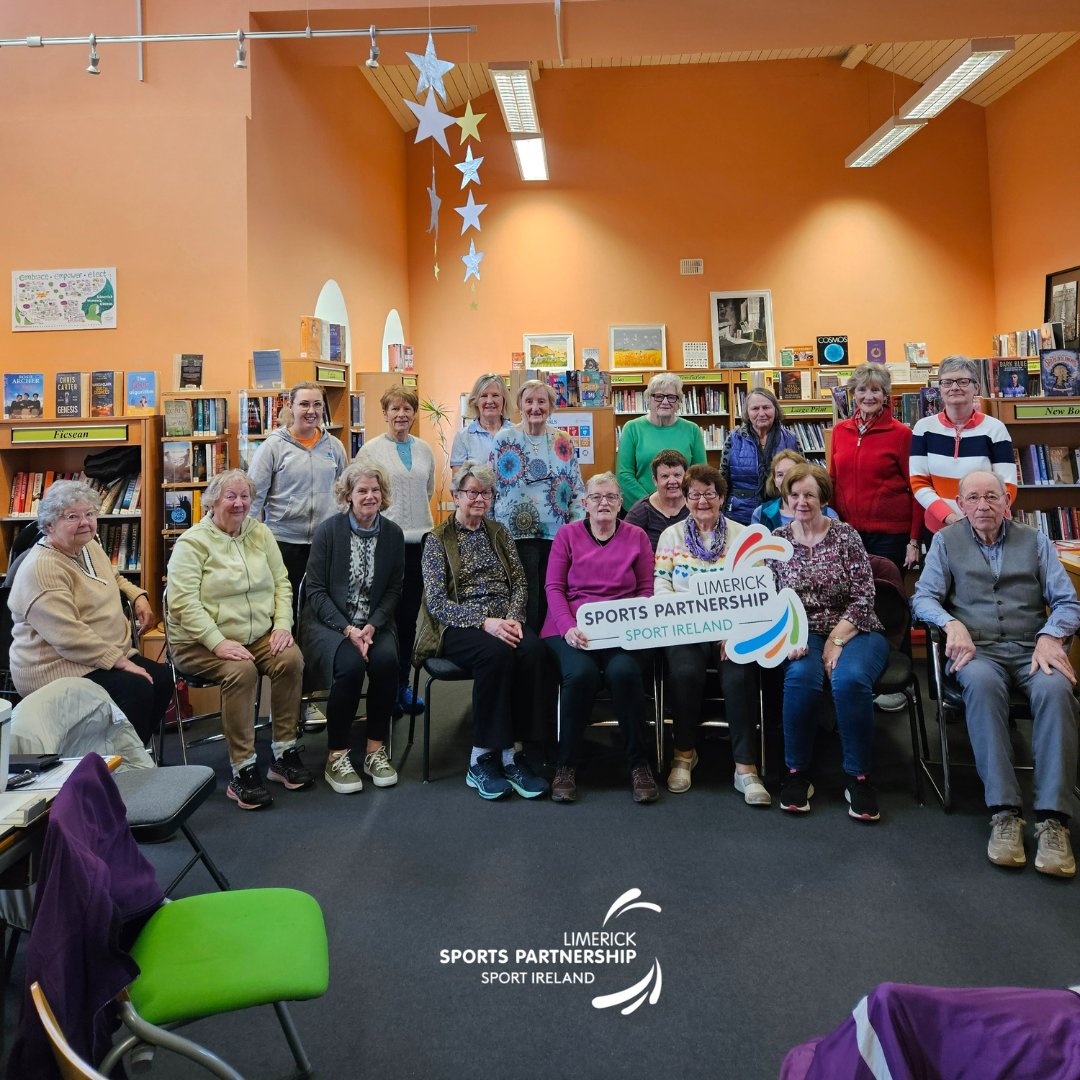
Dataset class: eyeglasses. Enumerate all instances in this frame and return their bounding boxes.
[687,490,719,502]
[961,493,1002,505]
[586,493,621,504]
[651,393,679,403]
[61,510,98,523]
[457,489,494,502]
[939,378,975,389]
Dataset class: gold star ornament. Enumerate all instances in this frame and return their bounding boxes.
[455,101,486,144]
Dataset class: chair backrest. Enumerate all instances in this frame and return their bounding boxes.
[869,555,909,651]
[30,982,110,1080]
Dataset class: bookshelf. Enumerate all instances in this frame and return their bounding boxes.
[612,371,739,455]
[349,391,366,459]
[0,414,162,613]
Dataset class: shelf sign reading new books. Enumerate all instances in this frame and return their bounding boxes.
[1016,404,1080,420]
[10,426,128,444]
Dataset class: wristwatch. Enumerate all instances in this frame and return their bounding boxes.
[831,637,845,648]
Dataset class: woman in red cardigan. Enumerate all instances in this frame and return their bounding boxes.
[829,364,921,576]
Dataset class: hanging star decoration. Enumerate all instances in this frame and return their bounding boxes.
[407,33,455,103]
[454,145,484,189]
[434,263,440,280]
[426,168,442,239]
[403,89,457,155]
[462,239,484,282]
[454,190,487,235]
[455,101,486,144]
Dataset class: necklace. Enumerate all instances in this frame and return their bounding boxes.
[523,428,549,480]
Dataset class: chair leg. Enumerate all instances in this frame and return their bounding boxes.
[272,1000,314,1078]
[939,703,953,811]
[178,822,231,892]
[422,674,434,784]
[904,684,924,805]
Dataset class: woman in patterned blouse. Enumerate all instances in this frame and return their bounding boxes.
[492,380,585,632]
[300,462,404,794]
[770,463,888,822]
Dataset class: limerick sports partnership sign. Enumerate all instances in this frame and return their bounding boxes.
[575,526,807,667]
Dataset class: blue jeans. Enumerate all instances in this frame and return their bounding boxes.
[782,631,888,776]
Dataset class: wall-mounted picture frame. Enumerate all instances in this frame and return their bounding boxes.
[609,324,666,371]
[709,289,775,367]
[523,333,574,371]
[1045,266,1080,353]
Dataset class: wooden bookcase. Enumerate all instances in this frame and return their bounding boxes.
[349,391,366,459]
[0,414,163,613]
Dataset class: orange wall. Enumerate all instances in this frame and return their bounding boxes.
[986,41,1080,331]
[406,60,996,432]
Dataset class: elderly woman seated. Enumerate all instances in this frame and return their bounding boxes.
[542,472,658,804]
[654,464,766,803]
[415,462,548,801]
[7,479,171,744]
[166,468,309,811]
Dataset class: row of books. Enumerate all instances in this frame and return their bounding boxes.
[164,396,229,437]
[97,521,142,572]
[4,370,157,419]
[527,370,614,410]
[240,392,291,437]
[299,316,348,362]
[350,395,366,427]
[1015,507,1080,544]
[349,430,366,457]
[162,440,230,485]
[1013,444,1080,487]
[791,423,828,454]
[992,322,1064,359]
[891,389,942,427]
[8,471,142,517]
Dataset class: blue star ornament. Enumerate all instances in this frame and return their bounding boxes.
[462,240,484,282]
[454,191,487,235]
[407,33,455,103]
[454,145,484,189]
[403,90,457,155]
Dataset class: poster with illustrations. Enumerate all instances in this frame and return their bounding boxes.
[12,267,117,331]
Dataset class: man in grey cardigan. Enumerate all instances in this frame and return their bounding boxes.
[913,470,1080,877]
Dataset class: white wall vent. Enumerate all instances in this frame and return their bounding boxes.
[680,258,704,275]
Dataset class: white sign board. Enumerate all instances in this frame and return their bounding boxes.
[575,526,807,667]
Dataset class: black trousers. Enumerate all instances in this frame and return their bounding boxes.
[396,542,424,687]
[440,624,545,749]
[83,655,174,743]
[276,541,311,616]
[514,538,552,634]
[325,632,398,750]
[664,642,761,765]
[858,530,908,578]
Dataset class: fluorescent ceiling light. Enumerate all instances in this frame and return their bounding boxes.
[899,37,1014,119]
[845,116,927,168]
[488,62,540,133]
[511,133,548,181]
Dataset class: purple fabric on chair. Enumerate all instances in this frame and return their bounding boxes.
[780,981,1080,1080]
[7,753,165,1080]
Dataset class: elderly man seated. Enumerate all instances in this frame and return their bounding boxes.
[913,470,1080,877]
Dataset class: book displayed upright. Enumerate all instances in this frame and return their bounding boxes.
[126,371,157,415]
[4,373,45,419]
[164,398,194,436]
[55,371,90,418]
[1040,349,1080,396]
[300,317,323,360]
[252,349,284,389]
[174,354,204,390]
[90,371,124,417]
[816,336,849,365]
[994,358,1028,397]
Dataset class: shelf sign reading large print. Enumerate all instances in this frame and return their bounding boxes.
[12,268,117,331]
[575,527,807,666]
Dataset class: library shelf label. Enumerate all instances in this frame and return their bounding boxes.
[1016,404,1080,420]
[11,425,128,444]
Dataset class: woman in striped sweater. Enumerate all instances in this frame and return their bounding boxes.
[909,355,1016,535]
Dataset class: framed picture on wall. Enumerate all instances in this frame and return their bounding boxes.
[709,289,775,367]
[1045,266,1080,353]
[608,324,667,371]
[523,333,575,371]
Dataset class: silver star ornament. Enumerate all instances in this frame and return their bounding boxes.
[403,89,457,155]
[462,239,484,282]
[454,191,487,235]
[407,33,455,103]
[454,145,484,189]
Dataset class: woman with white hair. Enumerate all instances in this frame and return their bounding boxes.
[450,372,513,466]
[616,373,707,504]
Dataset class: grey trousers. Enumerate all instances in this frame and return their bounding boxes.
[954,641,1078,816]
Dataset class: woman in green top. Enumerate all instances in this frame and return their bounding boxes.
[616,373,707,503]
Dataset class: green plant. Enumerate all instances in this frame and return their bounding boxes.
[419,397,454,517]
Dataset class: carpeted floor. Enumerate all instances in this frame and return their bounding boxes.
[5,679,1079,1080]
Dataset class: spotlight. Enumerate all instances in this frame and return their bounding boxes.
[234,29,247,69]
[365,25,379,69]
[86,33,100,75]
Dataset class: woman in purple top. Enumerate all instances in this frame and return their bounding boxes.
[770,463,888,822]
[541,472,658,805]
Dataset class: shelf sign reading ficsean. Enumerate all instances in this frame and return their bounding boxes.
[11,426,128,444]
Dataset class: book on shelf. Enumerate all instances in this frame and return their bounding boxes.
[163,398,193,436]
[327,322,345,361]
[1040,349,1080,396]
[90,371,124,417]
[387,344,415,372]
[125,371,157,415]
[994,357,1028,397]
[545,372,570,409]
[252,349,284,389]
[174,354,204,390]
[191,397,228,436]
[780,370,811,401]
[866,339,886,363]
[511,351,526,371]
[1040,321,1066,351]
[55,371,90,418]
[1047,446,1077,485]
[300,316,322,360]
[350,395,365,427]
[830,386,851,420]
[904,342,930,367]
[816,335,848,365]
[163,490,193,529]
[350,430,366,457]
[163,441,193,484]
[919,386,942,418]
[3,373,45,419]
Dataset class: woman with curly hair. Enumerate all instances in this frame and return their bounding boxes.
[491,379,585,632]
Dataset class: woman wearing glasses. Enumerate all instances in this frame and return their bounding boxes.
[542,473,659,804]
[721,387,798,525]
[654,464,766,802]
[450,373,514,466]
[492,380,585,632]
[910,355,1016,535]
[616,373,707,504]
[415,463,548,801]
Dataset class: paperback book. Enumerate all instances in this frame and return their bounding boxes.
[174,354,204,390]
[3,373,44,419]
[55,371,90,418]
[90,371,124,416]
[125,371,157,415]
[904,342,930,367]
[163,441,193,484]
[252,349,284,389]
[816,336,849,365]
[1040,349,1080,397]
[163,398,193,436]
[994,358,1028,397]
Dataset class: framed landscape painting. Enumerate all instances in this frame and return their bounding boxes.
[710,290,775,367]
[523,333,574,371]
[609,324,666,372]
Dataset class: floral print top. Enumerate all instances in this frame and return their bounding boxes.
[491,425,585,541]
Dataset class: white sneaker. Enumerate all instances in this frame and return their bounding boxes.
[324,752,363,794]
[734,770,771,806]
[303,702,327,732]
[874,693,908,713]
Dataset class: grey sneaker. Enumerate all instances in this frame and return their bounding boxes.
[363,746,399,788]
[987,809,1026,867]
[303,702,328,732]
[325,752,363,794]
[734,770,771,806]
[1034,819,1076,878]
[667,751,698,794]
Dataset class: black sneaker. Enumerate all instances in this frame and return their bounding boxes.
[227,763,274,810]
[779,770,814,813]
[845,775,881,822]
[267,746,315,790]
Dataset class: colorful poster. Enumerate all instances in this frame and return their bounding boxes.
[12,267,117,331]
[555,410,594,465]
